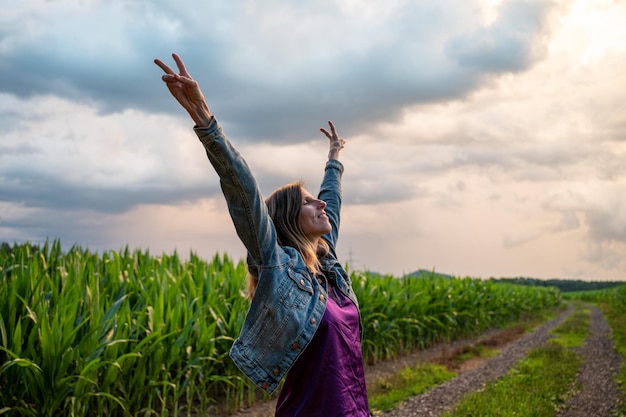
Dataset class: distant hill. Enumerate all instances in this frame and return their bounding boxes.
[400,269,625,293]
[404,269,453,279]
[352,266,624,293]
[490,277,625,293]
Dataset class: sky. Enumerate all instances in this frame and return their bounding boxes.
[1,0,625,281]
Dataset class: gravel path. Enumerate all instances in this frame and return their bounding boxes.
[384,305,623,417]
[382,306,575,417]
[557,306,623,417]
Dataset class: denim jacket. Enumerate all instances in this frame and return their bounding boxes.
[194,118,360,394]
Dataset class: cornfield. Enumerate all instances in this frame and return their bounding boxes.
[0,241,561,416]
[353,271,561,364]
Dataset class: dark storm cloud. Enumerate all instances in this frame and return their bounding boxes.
[0,0,558,143]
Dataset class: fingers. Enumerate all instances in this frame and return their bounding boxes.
[172,53,191,77]
[320,120,339,140]
[154,58,175,75]
[327,120,337,136]
[161,73,196,86]
[154,53,190,78]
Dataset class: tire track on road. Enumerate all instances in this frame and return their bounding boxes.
[557,306,623,417]
[382,306,575,417]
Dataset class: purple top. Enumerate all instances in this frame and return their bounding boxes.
[275,286,370,417]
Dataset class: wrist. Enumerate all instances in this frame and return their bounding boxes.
[328,140,344,160]
[189,104,212,127]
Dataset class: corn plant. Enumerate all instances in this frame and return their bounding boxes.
[0,241,253,416]
[0,241,561,416]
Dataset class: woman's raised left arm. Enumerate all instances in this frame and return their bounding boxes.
[318,121,346,251]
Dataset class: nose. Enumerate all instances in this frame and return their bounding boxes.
[317,199,326,209]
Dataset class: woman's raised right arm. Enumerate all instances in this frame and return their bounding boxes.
[154,54,278,269]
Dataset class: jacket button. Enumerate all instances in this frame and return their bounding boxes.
[292,342,300,350]
[262,382,269,390]
[318,278,323,284]
[300,279,305,286]
[273,368,280,376]
[310,318,316,324]
[319,294,325,301]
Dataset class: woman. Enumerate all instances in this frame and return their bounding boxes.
[154,54,370,417]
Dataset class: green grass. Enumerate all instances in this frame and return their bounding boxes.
[369,363,456,413]
[442,303,589,417]
[452,343,498,364]
[366,313,545,414]
[549,304,590,348]
[445,345,582,417]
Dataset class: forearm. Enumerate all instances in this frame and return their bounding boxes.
[318,159,344,249]
[194,119,277,266]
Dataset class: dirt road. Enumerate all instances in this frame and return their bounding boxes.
[383,305,622,417]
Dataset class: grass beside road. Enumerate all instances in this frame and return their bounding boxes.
[368,363,456,413]
[367,307,562,415]
[548,304,590,348]
[442,302,588,417]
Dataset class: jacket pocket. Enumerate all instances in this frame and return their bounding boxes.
[279,268,313,308]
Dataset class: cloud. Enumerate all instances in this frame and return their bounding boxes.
[584,195,626,244]
[2,0,626,280]
[0,94,221,213]
[540,182,626,273]
[0,0,562,142]
[445,0,557,72]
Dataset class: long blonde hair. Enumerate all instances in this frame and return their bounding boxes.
[247,181,329,299]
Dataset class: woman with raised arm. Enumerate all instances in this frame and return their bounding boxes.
[154,54,370,417]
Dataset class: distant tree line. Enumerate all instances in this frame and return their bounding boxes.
[491,277,626,293]
[2,241,34,252]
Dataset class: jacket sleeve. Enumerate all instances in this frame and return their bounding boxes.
[318,159,344,255]
[194,118,280,271]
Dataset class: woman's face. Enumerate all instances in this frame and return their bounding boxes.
[299,188,331,242]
